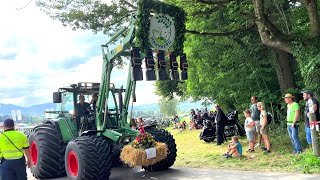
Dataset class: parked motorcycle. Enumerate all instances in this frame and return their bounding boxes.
[199,110,245,143]
[199,119,216,142]
[225,110,246,137]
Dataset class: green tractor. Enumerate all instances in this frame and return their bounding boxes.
[28,1,188,180]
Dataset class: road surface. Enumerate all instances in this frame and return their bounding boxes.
[27,166,320,180]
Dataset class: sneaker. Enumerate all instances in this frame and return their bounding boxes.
[295,151,302,155]
[291,151,296,155]
[261,147,267,151]
[246,149,255,153]
[255,143,260,148]
[225,154,232,158]
[222,153,229,157]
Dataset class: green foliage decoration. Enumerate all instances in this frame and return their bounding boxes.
[136,0,186,55]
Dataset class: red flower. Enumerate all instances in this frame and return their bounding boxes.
[136,136,141,142]
[139,126,145,135]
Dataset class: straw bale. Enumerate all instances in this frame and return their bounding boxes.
[120,142,168,167]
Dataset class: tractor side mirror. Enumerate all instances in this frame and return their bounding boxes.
[169,52,179,80]
[157,50,167,80]
[53,92,62,103]
[130,47,143,81]
[145,49,156,81]
[179,53,188,80]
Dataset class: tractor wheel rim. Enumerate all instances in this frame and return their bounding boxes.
[68,151,79,176]
[30,141,38,165]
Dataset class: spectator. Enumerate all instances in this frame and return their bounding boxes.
[284,94,302,154]
[130,118,137,130]
[215,104,227,145]
[244,109,255,152]
[222,136,242,158]
[302,90,319,147]
[250,96,262,148]
[257,102,271,153]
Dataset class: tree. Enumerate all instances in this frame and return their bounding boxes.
[34,0,319,119]
[158,98,178,117]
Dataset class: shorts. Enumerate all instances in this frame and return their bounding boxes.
[254,121,261,134]
[246,131,255,141]
[260,124,269,135]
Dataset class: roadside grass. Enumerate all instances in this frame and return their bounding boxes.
[167,127,320,174]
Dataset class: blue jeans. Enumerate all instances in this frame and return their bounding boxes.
[1,157,27,180]
[287,125,302,153]
[305,126,312,145]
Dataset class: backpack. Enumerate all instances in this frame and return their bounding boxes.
[267,112,272,124]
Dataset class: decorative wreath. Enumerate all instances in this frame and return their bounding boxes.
[120,126,168,167]
[135,0,186,55]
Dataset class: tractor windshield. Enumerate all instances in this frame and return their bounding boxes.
[56,92,74,114]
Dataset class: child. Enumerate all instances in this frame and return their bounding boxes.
[244,109,256,152]
[223,136,242,158]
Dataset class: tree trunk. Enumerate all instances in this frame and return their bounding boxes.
[274,49,297,92]
[300,0,320,37]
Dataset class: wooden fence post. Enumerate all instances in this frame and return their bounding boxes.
[309,113,320,157]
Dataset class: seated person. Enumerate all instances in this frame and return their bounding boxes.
[222,136,242,158]
[77,95,91,117]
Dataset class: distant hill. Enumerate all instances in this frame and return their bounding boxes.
[0,103,55,116]
[0,101,209,116]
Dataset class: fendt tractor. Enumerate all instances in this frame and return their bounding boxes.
[28,1,188,180]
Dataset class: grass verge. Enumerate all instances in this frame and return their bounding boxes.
[167,127,320,174]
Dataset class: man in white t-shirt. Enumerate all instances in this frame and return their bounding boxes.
[302,90,319,146]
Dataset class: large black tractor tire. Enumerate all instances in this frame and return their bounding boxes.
[28,122,66,179]
[65,136,112,180]
[143,128,177,171]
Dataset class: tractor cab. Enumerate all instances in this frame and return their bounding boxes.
[51,82,125,133]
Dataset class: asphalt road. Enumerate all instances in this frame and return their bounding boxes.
[27,166,320,180]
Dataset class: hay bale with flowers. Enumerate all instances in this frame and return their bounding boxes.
[120,127,168,167]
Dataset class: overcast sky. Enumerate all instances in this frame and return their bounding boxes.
[0,0,159,107]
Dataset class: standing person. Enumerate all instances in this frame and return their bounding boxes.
[130,118,137,130]
[284,93,302,154]
[0,118,31,180]
[243,109,256,152]
[302,90,319,147]
[250,96,262,148]
[90,92,98,111]
[215,104,227,145]
[257,102,271,153]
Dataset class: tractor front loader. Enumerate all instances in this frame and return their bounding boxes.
[28,1,188,180]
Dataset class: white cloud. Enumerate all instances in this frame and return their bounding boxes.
[0,0,160,107]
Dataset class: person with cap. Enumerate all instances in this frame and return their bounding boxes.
[284,93,302,154]
[0,118,31,180]
[302,90,319,147]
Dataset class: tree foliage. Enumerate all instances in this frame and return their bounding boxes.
[35,0,320,119]
[158,98,178,117]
